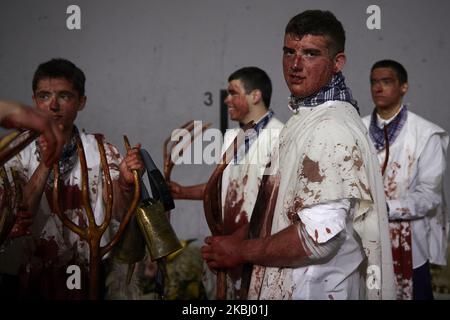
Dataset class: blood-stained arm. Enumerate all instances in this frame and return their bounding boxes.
[202,199,349,269]
[0,100,64,167]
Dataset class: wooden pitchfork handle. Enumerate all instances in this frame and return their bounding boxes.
[0,130,39,167]
[203,121,255,300]
[52,134,140,300]
[163,120,211,182]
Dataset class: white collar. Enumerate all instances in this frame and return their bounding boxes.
[376,105,404,128]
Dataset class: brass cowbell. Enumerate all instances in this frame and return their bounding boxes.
[136,198,182,261]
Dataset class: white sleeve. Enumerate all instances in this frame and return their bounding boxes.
[297,198,350,244]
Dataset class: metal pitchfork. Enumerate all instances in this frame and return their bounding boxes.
[163,120,212,182]
[52,134,140,300]
[202,121,255,300]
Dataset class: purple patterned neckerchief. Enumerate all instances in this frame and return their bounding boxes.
[288,71,359,114]
[369,105,408,151]
[233,109,274,163]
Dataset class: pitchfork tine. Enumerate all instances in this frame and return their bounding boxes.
[163,120,211,182]
[52,134,140,299]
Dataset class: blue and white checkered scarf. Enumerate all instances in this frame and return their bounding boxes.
[35,126,80,188]
[369,105,408,151]
[288,71,359,114]
[234,109,274,163]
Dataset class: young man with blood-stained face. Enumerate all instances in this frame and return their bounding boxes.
[201,10,396,300]
[0,58,144,299]
[170,67,283,298]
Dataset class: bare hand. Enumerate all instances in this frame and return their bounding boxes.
[168,181,205,200]
[201,225,248,270]
[118,143,144,188]
[169,181,184,199]
[0,102,64,167]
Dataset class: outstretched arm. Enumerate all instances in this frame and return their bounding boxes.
[0,100,64,167]
[169,181,206,200]
[8,136,53,237]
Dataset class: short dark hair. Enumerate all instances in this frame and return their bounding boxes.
[228,66,272,108]
[285,10,345,57]
[371,59,408,84]
[32,58,86,96]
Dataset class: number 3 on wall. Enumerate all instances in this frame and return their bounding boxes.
[204,92,213,106]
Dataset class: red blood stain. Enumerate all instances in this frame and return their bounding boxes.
[301,156,324,183]
[34,237,60,263]
[223,180,248,234]
[352,146,363,170]
[46,184,82,212]
[287,196,304,222]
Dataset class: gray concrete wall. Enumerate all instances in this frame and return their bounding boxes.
[1,0,449,244]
